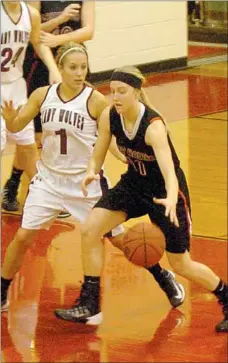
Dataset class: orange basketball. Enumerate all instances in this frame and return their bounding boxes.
[119,222,165,268]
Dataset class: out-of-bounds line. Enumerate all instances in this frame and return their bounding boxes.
[192,234,227,242]
[195,116,227,122]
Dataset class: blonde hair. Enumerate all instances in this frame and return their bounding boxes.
[55,42,95,88]
[55,42,88,66]
[113,65,168,127]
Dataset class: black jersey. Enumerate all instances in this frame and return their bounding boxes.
[110,103,180,193]
[41,1,82,54]
[24,0,83,78]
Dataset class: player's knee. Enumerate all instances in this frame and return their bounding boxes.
[14,228,36,248]
[168,254,191,276]
[81,222,102,244]
[170,261,187,276]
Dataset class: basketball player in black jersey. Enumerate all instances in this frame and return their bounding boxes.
[55,66,228,333]
[3,1,94,216]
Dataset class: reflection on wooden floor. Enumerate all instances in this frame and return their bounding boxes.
[1,215,227,362]
[1,62,227,362]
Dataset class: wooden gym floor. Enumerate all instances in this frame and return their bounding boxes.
[1,61,227,362]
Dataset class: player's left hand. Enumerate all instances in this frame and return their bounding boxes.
[153,197,179,227]
[40,31,60,48]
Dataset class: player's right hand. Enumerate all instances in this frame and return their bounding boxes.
[81,172,100,197]
[1,100,20,123]
[60,4,81,22]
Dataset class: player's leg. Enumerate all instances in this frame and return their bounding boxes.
[54,175,185,324]
[147,263,185,308]
[2,78,38,211]
[2,137,37,211]
[55,175,130,324]
[152,169,227,332]
[147,200,186,307]
[1,227,38,311]
[166,250,227,332]
[1,118,7,154]
[54,206,127,324]
[1,172,62,311]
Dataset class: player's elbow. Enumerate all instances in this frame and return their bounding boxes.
[83,26,94,41]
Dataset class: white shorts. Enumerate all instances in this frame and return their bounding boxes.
[22,161,124,237]
[1,77,35,151]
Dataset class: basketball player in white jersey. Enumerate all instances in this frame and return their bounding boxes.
[1,1,61,211]
[1,43,185,322]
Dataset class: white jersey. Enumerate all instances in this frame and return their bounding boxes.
[1,1,31,84]
[40,84,98,174]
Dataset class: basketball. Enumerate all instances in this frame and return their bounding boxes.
[118,222,165,268]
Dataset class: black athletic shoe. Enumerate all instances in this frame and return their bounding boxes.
[158,270,185,308]
[216,318,228,333]
[215,289,228,333]
[54,283,102,325]
[1,289,9,312]
[2,180,19,211]
[57,210,71,219]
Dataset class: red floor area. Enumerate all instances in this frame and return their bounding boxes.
[98,72,227,122]
[188,44,227,59]
[1,215,227,362]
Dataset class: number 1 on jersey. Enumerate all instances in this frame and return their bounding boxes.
[55,129,67,155]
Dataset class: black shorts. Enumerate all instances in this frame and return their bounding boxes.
[95,168,192,254]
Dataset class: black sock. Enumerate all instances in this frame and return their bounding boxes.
[84,276,100,285]
[8,167,23,187]
[1,277,12,293]
[213,280,227,301]
[147,263,166,283]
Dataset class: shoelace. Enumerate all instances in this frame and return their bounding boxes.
[65,305,91,318]
[2,184,18,203]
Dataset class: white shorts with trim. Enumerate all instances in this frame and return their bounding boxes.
[1,77,35,151]
[22,161,124,237]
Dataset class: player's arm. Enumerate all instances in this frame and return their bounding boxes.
[25,1,40,11]
[26,1,81,33]
[81,106,112,196]
[40,0,95,48]
[88,106,112,174]
[1,87,49,133]
[109,136,127,164]
[90,90,127,164]
[145,119,179,226]
[28,5,61,83]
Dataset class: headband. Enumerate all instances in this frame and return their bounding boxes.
[59,46,87,64]
[110,71,142,89]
